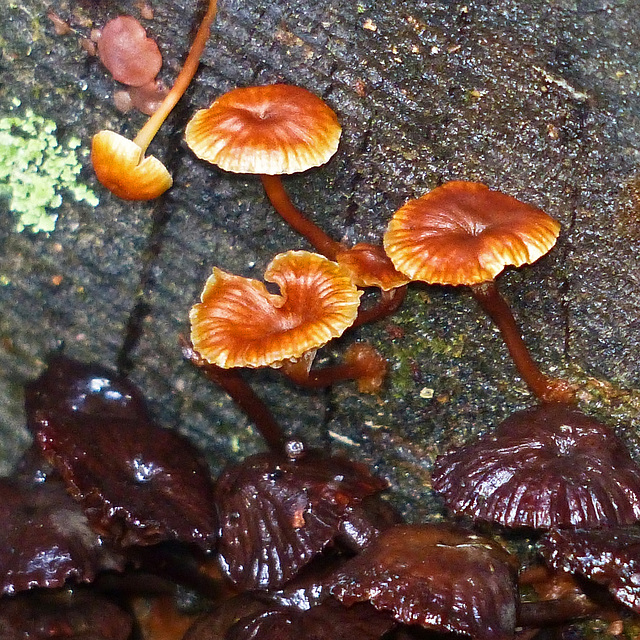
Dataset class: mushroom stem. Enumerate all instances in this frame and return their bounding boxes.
[260,174,344,260]
[470,281,575,403]
[181,340,286,453]
[517,595,601,628]
[132,0,218,154]
[352,286,407,328]
[281,343,386,394]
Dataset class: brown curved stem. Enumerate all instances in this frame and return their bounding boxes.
[181,340,286,454]
[260,174,344,260]
[470,281,575,403]
[353,285,407,328]
[518,595,600,627]
[133,0,218,153]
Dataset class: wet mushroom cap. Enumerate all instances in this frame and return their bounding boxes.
[214,445,388,590]
[25,354,150,427]
[0,475,125,595]
[33,411,219,549]
[330,523,518,640]
[383,180,561,285]
[190,251,362,369]
[185,84,341,174]
[432,403,640,529]
[91,130,173,200]
[27,356,218,549]
[540,526,640,613]
[97,16,162,87]
[335,243,409,291]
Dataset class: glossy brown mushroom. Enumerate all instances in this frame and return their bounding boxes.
[330,523,518,640]
[432,403,640,529]
[384,180,574,402]
[540,525,640,613]
[97,16,162,87]
[27,355,218,550]
[213,441,388,590]
[0,474,125,595]
[91,0,218,199]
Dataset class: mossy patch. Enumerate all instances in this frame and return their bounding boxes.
[0,101,99,233]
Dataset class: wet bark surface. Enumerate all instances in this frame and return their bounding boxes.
[1,0,640,533]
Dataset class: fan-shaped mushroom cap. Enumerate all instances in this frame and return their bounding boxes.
[185,84,341,175]
[190,251,362,369]
[91,130,173,200]
[384,181,561,285]
[97,16,162,87]
[432,403,640,529]
[330,524,518,640]
[335,243,409,291]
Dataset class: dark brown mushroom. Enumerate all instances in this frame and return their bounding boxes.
[330,523,518,640]
[214,441,388,590]
[27,355,218,550]
[432,403,640,529]
[540,526,640,613]
[0,474,125,596]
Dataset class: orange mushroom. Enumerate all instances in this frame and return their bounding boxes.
[383,180,574,403]
[185,84,344,258]
[91,0,218,200]
[185,84,407,324]
[189,250,387,392]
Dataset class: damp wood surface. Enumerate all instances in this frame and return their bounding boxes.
[1,0,640,541]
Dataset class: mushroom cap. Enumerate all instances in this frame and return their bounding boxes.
[383,181,561,285]
[432,403,640,529]
[0,475,125,595]
[335,243,409,291]
[190,251,362,369]
[91,130,173,200]
[97,16,162,87]
[540,526,640,613]
[214,444,388,590]
[184,84,341,175]
[330,523,518,640]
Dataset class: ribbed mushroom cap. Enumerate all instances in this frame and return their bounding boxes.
[190,251,362,369]
[384,181,561,285]
[540,526,640,613]
[91,130,172,200]
[185,84,341,175]
[432,403,640,529]
[330,524,518,640]
[335,243,409,291]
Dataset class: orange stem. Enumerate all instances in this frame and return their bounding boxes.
[260,174,344,260]
[134,0,218,153]
[471,281,575,403]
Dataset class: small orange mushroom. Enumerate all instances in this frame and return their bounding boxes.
[384,181,574,403]
[91,0,218,200]
[186,84,344,259]
[189,251,387,392]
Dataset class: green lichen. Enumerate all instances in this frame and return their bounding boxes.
[0,103,99,233]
